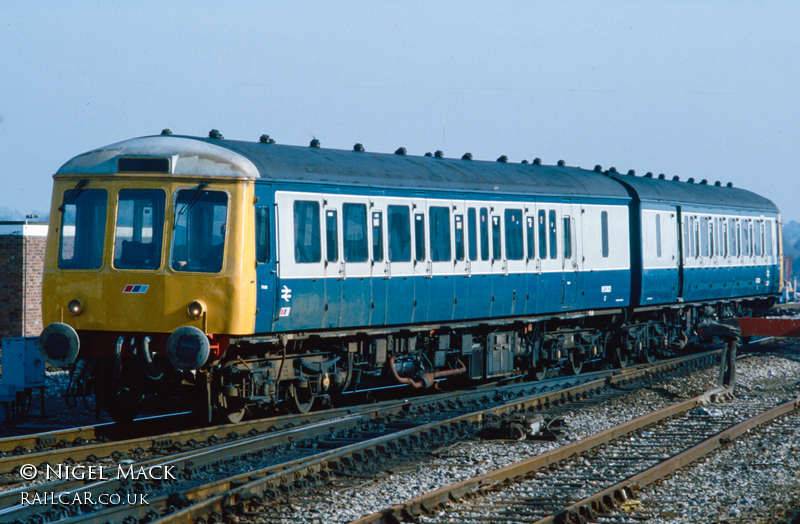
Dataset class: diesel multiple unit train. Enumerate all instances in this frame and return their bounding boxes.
[38,131,782,422]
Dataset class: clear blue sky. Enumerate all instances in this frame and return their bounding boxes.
[2,1,799,220]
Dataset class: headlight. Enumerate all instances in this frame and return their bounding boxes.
[68,299,83,315]
[187,300,206,320]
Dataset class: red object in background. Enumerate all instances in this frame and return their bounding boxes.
[737,316,800,337]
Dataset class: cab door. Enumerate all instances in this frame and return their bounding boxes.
[254,185,277,332]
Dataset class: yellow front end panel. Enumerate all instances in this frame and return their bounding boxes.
[42,176,257,337]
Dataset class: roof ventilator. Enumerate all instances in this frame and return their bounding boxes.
[434,150,444,158]
[533,158,542,165]
[353,143,365,152]
[395,147,407,155]
[209,129,224,139]
[462,153,473,160]
[161,129,172,136]
[497,155,508,163]
[260,135,276,144]
[310,138,321,148]
[557,160,566,166]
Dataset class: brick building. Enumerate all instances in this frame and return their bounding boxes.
[0,221,48,338]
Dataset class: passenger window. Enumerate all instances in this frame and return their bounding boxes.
[700,217,709,257]
[526,216,535,260]
[655,214,662,258]
[754,220,762,256]
[414,213,426,261]
[548,210,557,259]
[343,203,368,262]
[601,211,609,258]
[292,200,321,264]
[454,214,464,261]
[372,211,383,262]
[538,210,547,259]
[721,220,728,257]
[429,207,451,262]
[766,221,773,256]
[505,209,523,260]
[709,219,715,257]
[114,189,165,270]
[729,219,737,257]
[388,205,411,262]
[467,208,478,261]
[59,188,108,270]
[563,216,572,259]
[256,206,271,263]
[492,215,501,261]
[692,218,699,258]
[172,189,228,272]
[325,209,338,263]
[742,220,750,256]
[480,208,489,261]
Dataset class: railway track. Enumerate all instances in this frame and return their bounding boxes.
[2,351,715,523]
[0,351,718,523]
[351,380,800,523]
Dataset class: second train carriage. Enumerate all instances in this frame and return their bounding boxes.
[38,132,781,421]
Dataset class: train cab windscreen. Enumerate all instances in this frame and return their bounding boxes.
[171,189,228,273]
[113,189,166,270]
[58,188,108,270]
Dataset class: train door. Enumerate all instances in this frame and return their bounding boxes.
[452,198,468,320]
[504,204,526,316]
[561,201,579,309]
[536,203,562,313]
[333,193,372,328]
[369,192,387,325]
[489,206,507,317]
[427,197,456,322]
[254,185,277,333]
[385,198,414,325]
[524,203,541,315]
[322,190,342,328]
[464,203,493,320]
[676,207,684,301]
[411,194,429,323]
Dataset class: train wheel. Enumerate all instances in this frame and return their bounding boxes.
[215,394,246,424]
[614,346,629,369]
[568,352,583,375]
[289,383,315,414]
